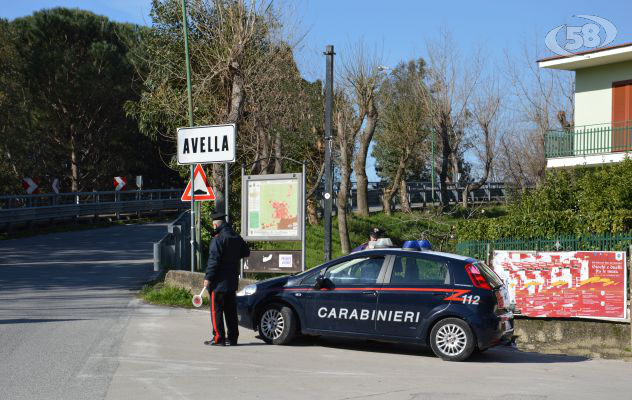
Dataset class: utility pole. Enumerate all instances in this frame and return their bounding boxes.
[323,45,334,262]
[181,0,196,272]
[431,130,435,203]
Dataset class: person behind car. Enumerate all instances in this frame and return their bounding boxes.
[351,227,386,253]
[204,212,250,347]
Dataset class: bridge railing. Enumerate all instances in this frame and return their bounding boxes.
[0,189,185,230]
[153,210,191,272]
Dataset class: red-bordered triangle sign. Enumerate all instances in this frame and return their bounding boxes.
[181,164,216,202]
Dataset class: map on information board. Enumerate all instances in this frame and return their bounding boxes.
[242,173,302,241]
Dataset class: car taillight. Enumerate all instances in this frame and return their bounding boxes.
[495,290,506,309]
[465,263,492,290]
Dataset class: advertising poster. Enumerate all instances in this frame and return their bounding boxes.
[493,251,627,321]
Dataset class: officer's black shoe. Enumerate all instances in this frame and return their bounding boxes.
[203,340,225,346]
[226,341,238,346]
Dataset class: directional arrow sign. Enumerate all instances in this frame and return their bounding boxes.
[181,164,215,201]
[114,176,126,191]
[177,124,236,165]
[52,178,60,194]
[22,177,39,194]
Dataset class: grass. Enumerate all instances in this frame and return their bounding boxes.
[248,207,502,270]
[139,282,209,308]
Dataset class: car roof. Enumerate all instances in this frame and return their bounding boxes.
[353,248,475,262]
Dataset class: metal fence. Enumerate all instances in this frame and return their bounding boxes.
[456,233,632,260]
[0,189,185,230]
[334,181,510,212]
[153,210,192,272]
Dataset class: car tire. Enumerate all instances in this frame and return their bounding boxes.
[429,318,475,362]
[258,304,297,345]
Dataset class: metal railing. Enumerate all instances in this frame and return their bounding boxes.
[456,232,632,260]
[0,189,185,230]
[153,210,191,272]
[330,181,509,211]
[545,121,632,158]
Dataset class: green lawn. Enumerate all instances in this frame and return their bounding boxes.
[251,209,473,270]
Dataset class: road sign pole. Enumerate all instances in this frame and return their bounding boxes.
[181,0,196,272]
[302,162,306,272]
[225,163,230,222]
[323,45,334,262]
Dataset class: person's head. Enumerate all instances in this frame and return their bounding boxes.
[369,227,384,241]
[211,212,226,232]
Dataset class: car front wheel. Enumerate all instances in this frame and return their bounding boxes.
[430,318,475,361]
[258,304,297,345]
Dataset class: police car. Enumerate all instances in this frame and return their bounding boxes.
[236,241,513,361]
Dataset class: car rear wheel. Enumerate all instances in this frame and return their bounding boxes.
[258,304,297,345]
[430,318,475,362]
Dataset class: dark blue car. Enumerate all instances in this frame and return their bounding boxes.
[236,248,513,361]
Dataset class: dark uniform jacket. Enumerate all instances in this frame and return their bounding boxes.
[205,222,250,293]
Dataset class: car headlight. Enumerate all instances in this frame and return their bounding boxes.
[237,284,257,297]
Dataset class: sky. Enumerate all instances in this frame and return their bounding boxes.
[3,1,632,180]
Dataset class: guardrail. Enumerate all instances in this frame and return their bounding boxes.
[331,181,510,211]
[153,210,191,272]
[0,189,185,230]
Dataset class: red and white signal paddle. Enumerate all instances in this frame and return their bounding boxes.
[192,287,206,308]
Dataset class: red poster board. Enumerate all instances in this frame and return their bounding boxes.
[493,251,628,321]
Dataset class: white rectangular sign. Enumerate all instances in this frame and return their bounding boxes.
[177,124,236,165]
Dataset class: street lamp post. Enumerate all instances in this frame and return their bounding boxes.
[181,0,196,272]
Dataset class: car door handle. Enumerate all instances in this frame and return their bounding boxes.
[362,291,377,296]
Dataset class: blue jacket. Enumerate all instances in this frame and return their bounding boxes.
[205,223,250,293]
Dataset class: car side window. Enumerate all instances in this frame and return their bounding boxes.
[300,269,321,286]
[389,256,450,285]
[324,256,385,286]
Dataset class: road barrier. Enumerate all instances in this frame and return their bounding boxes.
[0,189,185,230]
[153,210,191,272]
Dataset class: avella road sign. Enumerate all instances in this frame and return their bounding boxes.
[177,124,236,165]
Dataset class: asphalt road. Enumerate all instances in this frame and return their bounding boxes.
[0,223,167,400]
[107,305,632,400]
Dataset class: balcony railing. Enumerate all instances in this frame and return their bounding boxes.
[545,121,632,158]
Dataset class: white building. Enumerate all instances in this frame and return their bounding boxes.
[538,42,632,168]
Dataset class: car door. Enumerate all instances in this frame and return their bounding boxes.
[304,254,387,335]
[375,253,452,338]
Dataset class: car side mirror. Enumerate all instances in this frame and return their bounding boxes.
[314,275,332,290]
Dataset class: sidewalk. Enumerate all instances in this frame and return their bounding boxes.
[106,302,632,400]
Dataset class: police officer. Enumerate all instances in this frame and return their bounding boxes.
[351,227,386,253]
[204,212,250,346]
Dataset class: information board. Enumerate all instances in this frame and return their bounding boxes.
[243,250,302,273]
[493,251,627,321]
[241,173,303,241]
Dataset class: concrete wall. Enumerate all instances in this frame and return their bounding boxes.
[514,317,631,359]
[164,270,255,298]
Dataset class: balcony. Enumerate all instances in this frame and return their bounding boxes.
[545,122,632,168]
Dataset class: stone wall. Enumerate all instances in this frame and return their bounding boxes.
[514,317,632,359]
[164,270,255,298]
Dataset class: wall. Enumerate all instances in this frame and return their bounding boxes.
[164,270,255,298]
[575,60,632,127]
[574,60,632,156]
[514,317,631,359]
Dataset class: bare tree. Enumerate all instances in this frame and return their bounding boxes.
[341,41,382,216]
[502,40,574,185]
[424,31,482,209]
[463,81,501,207]
[334,92,357,253]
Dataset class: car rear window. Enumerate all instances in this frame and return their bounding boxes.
[474,261,503,288]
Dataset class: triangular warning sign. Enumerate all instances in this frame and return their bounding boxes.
[181,164,216,202]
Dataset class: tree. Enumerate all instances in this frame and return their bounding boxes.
[425,32,481,209]
[333,91,357,253]
[462,80,501,207]
[341,42,382,216]
[0,8,176,194]
[373,59,430,215]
